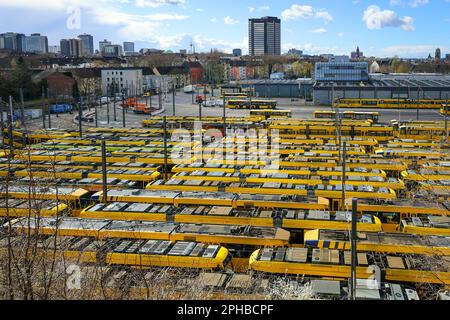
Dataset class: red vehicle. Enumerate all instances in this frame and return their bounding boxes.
[122,98,138,108]
[196,95,205,104]
[133,104,152,114]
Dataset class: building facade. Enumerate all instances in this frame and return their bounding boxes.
[287,48,303,56]
[436,48,441,60]
[101,68,143,96]
[229,65,254,81]
[99,39,112,53]
[313,74,450,105]
[60,39,83,57]
[239,79,310,98]
[0,32,25,52]
[78,34,94,56]
[23,33,48,54]
[248,16,281,56]
[351,47,364,59]
[232,49,242,57]
[102,44,123,57]
[123,42,135,54]
[182,61,204,84]
[48,45,60,54]
[315,61,369,82]
[44,72,76,98]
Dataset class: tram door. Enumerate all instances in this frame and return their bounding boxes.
[332,199,340,212]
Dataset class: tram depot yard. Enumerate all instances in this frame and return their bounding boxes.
[1,100,450,301]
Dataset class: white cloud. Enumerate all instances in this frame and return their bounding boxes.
[282,4,314,20]
[135,0,185,8]
[193,35,248,53]
[312,28,327,34]
[410,0,429,7]
[0,0,248,53]
[383,45,448,57]
[389,0,429,8]
[282,42,340,55]
[315,11,333,23]
[249,5,270,13]
[282,4,333,23]
[0,0,184,9]
[362,5,414,31]
[337,32,344,37]
[90,7,189,26]
[224,16,239,25]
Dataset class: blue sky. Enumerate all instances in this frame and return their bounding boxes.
[0,0,449,57]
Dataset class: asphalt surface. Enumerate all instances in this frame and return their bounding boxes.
[26,89,445,131]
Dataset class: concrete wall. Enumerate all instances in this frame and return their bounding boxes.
[250,84,301,98]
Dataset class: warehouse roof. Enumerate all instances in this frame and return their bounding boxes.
[314,78,450,89]
[236,79,311,85]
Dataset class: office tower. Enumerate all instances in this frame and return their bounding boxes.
[123,42,135,53]
[248,16,281,56]
[78,34,94,56]
[24,33,48,54]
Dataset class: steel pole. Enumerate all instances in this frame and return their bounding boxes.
[342,142,347,210]
[47,88,51,128]
[101,137,108,203]
[8,96,14,157]
[172,83,176,116]
[445,95,449,144]
[350,198,358,301]
[158,87,162,110]
[55,91,59,118]
[122,96,126,128]
[417,87,420,121]
[78,99,83,137]
[0,98,4,134]
[223,96,226,137]
[106,91,110,124]
[95,96,99,128]
[41,87,45,129]
[19,88,25,127]
[163,116,168,181]
[113,96,117,122]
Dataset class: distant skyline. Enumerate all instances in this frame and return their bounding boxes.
[0,0,449,58]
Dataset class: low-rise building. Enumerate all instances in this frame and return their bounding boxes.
[315,61,369,82]
[33,70,76,98]
[182,61,204,84]
[143,66,190,92]
[101,68,143,96]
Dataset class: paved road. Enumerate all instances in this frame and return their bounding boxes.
[26,90,445,130]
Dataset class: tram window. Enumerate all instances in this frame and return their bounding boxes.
[380,212,400,223]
